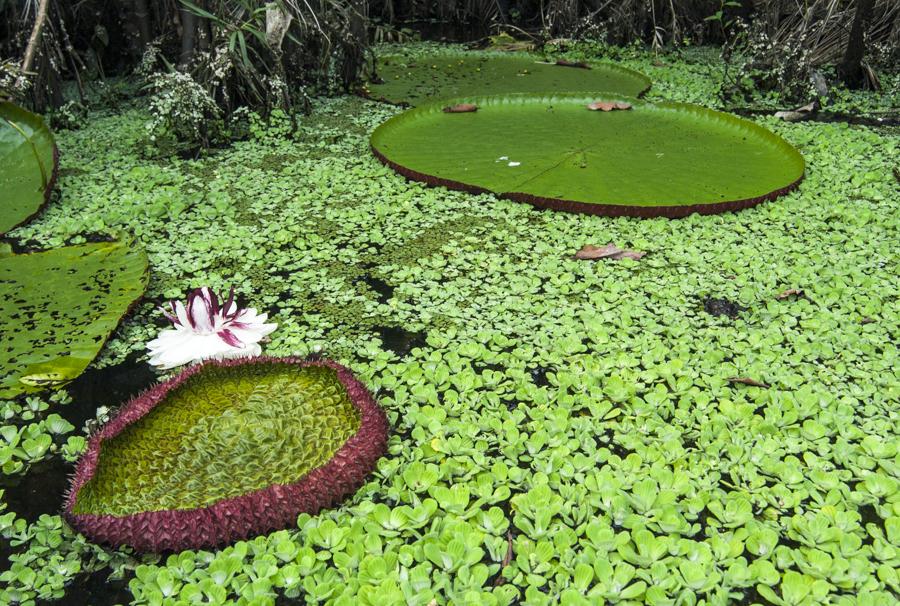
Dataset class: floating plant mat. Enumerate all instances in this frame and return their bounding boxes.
[371,94,806,217]
[366,53,651,106]
[0,240,149,398]
[65,359,389,552]
[0,102,58,234]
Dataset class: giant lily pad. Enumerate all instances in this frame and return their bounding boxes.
[366,52,651,106]
[0,102,58,234]
[65,358,389,552]
[371,94,805,217]
[0,240,149,398]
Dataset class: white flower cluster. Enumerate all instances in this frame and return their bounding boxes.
[146,70,220,144]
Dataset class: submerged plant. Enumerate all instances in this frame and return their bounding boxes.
[65,357,389,552]
[147,286,277,369]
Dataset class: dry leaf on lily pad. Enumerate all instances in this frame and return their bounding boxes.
[727,377,771,389]
[575,243,646,261]
[443,103,478,113]
[776,288,805,300]
[587,100,632,112]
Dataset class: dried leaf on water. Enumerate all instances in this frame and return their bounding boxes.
[574,243,646,260]
[727,377,771,389]
[776,288,805,300]
[495,531,514,586]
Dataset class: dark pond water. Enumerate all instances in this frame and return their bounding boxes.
[377,325,427,357]
[702,296,746,319]
[61,351,159,430]
[36,570,133,606]
[0,457,72,524]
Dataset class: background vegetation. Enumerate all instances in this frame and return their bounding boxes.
[1,1,898,117]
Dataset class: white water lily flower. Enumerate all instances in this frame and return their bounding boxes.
[147,286,277,369]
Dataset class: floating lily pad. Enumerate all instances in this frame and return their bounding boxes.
[0,240,149,398]
[371,94,805,217]
[366,53,651,106]
[0,102,58,234]
[65,358,389,552]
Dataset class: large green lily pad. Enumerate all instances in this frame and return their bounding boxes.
[371,94,805,217]
[0,240,149,398]
[365,52,651,106]
[0,102,58,234]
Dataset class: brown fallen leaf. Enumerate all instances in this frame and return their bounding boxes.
[555,59,590,69]
[574,243,646,261]
[776,288,805,300]
[494,531,514,586]
[727,377,771,389]
[443,103,478,113]
[774,101,818,122]
[587,100,632,112]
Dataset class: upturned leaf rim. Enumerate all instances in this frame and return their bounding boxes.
[64,357,389,553]
[0,101,60,235]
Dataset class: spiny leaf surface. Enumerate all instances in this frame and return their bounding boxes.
[72,364,362,515]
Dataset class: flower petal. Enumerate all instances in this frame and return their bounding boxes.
[217,329,245,348]
[173,301,190,328]
[188,288,215,333]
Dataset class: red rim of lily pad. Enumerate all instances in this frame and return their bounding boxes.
[63,357,389,553]
[371,144,805,218]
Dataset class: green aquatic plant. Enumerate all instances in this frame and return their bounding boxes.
[366,52,651,106]
[0,102,58,234]
[65,358,389,552]
[1,43,897,605]
[371,93,805,217]
[0,240,149,398]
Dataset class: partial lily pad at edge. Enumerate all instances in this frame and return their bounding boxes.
[370,93,806,218]
[365,52,651,106]
[65,358,389,552]
[0,102,58,234]
[0,240,149,398]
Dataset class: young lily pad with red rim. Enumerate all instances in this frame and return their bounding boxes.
[366,52,651,106]
[370,93,806,218]
[64,357,389,553]
[0,102,58,234]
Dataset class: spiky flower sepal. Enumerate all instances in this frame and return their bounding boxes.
[63,357,388,553]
